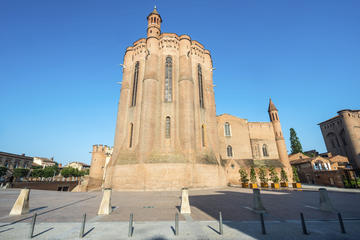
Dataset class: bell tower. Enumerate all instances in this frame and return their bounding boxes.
[147,6,162,38]
[268,98,293,178]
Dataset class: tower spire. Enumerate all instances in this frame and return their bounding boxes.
[268,98,278,112]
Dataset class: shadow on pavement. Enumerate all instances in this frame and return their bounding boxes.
[0,196,96,228]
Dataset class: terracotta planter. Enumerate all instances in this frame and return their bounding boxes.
[260,183,269,188]
[242,183,249,188]
[250,183,258,189]
[292,182,302,189]
[271,183,280,189]
[280,182,288,187]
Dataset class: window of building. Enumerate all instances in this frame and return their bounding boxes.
[262,144,269,157]
[201,125,205,147]
[165,116,171,138]
[164,56,173,102]
[198,64,204,108]
[227,145,233,157]
[224,122,231,136]
[129,123,134,148]
[131,62,140,107]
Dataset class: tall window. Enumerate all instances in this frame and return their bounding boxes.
[129,123,134,148]
[198,64,204,108]
[224,122,231,136]
[131,62,139,106]
[262,144,269,157]
[227,145,233,157]
[165,116,171,138]
[201,125,205,147]
[164,56,172,102]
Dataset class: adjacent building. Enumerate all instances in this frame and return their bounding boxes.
[88,7,292,191]
[66,162,90,171]
[319,109,360,171]
[33,157,57,168]
[0,151,33,169]
[289,152,352,188]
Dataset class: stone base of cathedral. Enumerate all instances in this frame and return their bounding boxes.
[103,163,227,191]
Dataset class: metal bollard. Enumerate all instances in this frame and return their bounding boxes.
[128,213,133,237]
[337,212,346,234]
[219,211,223,235]
[79,213,86,238]
[260,213,266,235]
[175,212,179,236]
[300,212,308,235]
[29,213,37,238]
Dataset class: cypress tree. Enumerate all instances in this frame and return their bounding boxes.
[290,128,303,154]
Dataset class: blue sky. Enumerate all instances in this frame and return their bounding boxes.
[1,0,359,165]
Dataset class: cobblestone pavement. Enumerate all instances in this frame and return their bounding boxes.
[0,187,360,239]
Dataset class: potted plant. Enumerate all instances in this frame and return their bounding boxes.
[239,168,249,188]
[269,167,280,189]
[280,168,288,187]
[258,167,269,188]
[249,167,258,188]
[292,166,302,189]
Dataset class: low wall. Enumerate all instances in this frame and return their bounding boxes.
[11,181,79,192]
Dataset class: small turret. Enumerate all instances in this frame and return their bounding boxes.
[147,6,162,38]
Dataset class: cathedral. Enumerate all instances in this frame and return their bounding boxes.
[87,7,292,190]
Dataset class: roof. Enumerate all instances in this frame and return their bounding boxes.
[147,6,162,22]
[317,115,340,125]
[268,98,278,112]
[290,155,330,165]
[288,152,310,161]
[0,151,33,160]
[329,155,349,163]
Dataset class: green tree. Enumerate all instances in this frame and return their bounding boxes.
[239,168,249,183]
[290,128,303,154]
[42,165,59,178]
[61,167,84,178]
[280,168,288,182]
[258,167,268,184]
[269,166,279,183]
[292,166,300,182]
[0,166,7,177]
[31,169,43,178]
[13,168,30,178]
[250,167,257,183]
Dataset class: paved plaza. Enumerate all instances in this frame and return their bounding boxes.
[1,186,360,239]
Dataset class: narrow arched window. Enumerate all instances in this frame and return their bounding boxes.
[275,113,278,121]
[164,56,172,102]
[129,123,134,148]
[165,116,171,138]
[201,124,205,147]
[262,144,269,157]
[227,145,233,157]
[131,62,139,106]
[198,64,204,108]
[272,113,275,121]
[224,122,231,136]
